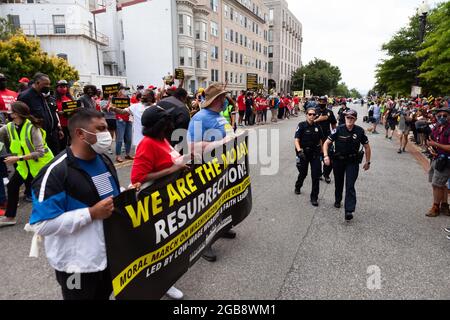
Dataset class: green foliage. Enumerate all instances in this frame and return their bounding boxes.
[0,17,15,41]
[349,88,362,99]
[375,2,450,96]
[417,1,450,95]
[332,82,350,97]
[0,34,78,90]
[292,58,342,96]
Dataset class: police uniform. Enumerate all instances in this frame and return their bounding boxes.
[328,124,369,215]
[315,104,337,180]
[295,121,324,202]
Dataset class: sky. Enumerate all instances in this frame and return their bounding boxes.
[288,0,443,94]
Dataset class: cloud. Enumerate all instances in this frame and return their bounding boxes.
[287,0,442,94]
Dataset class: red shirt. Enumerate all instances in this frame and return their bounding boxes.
[131,137,180,184]
[0,89,17,111]
[237,95,246,111]
[130,95,139,104]
[56,95,73,127]
[293,97,300,105]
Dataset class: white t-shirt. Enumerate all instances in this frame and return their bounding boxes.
[128,103,150,146]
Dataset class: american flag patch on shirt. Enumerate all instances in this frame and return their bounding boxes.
[91,172,114,197]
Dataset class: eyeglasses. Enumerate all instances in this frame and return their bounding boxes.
[437,114,448,118]
[307,113,316,116]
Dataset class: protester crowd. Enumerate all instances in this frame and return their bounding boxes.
[1,69,450,300]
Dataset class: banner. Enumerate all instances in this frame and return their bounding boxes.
[62,100,81,117]
[105,135,252,300]
[102,83,121,97]
[246,73,258,91]
[293,91,303,98]
[174,69,185,80]
[112,97,131,109]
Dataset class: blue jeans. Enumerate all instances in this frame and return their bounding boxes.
[115,119,132,156]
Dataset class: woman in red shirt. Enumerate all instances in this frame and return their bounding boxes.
[54,80,74,151]
[130,106,188,300]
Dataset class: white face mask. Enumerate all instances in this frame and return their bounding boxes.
[82,129,112,154]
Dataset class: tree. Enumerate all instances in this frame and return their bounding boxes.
[292,58,342,96]
[349,88,362,99]
[417,2,450,95]
[374,13,422,96]
[0,34,78,90]
[0,17,15,41]
[332,82,350,97]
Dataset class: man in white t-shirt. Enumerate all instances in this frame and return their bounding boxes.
[109,89,155,147]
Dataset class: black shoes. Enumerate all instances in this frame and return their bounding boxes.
[311,199,319,207]
[345,212,354,222]
[324,176,331,184]
[295,188,301,195]
[202,246,217,262]
[221,230,236,239]
[334,202,342,209]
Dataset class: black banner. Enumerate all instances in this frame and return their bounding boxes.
[102,83,120,97]
[174,68,185,80]
[62,100,81,117]
[112,97,131,109]
[247,73,258,91]
[105,135,252,300]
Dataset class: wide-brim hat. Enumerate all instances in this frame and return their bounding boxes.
[436,107,450,115]
[202,83,229,108]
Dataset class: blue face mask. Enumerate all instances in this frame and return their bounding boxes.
[223,99,229,112]
[438,116,448,126]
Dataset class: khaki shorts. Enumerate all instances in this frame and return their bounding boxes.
[429,159,450,187]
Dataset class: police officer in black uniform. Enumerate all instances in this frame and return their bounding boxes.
[294,107,325,207]
[315,96,337,184]
[323,109,372,222]
[337,101,350,126]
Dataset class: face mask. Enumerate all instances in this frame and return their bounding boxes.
[41,86,50,94]
[42,92,51,98]
[223,99,229,111]
[82,129,112,154]
[438,117,448,126]
[0,81,6,90]
[57,87,68,95]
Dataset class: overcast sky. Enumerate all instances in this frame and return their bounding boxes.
[288,0,442,94]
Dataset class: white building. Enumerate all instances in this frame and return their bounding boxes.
[0,0,126,87]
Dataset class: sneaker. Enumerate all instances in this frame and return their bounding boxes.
[202,246,217,262]
[345,212,354,222]
[221,229,236,239]
[116,156,124,163]
[125,155,135,161]
[311,199,319,207]
[443,227,450,233]
[334,202,342,209]
[426,204,440,217]
[0,216,16,227]
[324,176,331,184]
[446,234,450,241]
[165,286,184,300]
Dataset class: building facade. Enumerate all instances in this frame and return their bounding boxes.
[264,0,302,94]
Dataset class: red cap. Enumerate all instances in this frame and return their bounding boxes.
[148,85,157,90]
[19,77,30,83]
[169,86,177,91]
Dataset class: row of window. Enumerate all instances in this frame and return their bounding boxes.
[223,3,266,38]
[179,47,208,69]
[223,28,267,55]
[223,49,267,71]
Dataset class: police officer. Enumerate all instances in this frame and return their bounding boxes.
[337,101,350,126]
[315,96,337,184]
[294,107,324,207]
[323,109,372,222]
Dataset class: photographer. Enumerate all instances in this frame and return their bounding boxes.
[426,107,450,217]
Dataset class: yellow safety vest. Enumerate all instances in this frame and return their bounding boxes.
[6,119,54,180]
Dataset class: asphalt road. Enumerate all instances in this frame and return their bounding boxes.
[1,103,450,300]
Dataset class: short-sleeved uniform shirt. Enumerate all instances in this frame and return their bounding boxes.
[328,125,369,157]
[295,121,325,155]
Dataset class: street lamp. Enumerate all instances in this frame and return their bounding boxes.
[302,73,306,97]
[415,0,430,88]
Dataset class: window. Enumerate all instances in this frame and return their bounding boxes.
[224,4,229,17]
[230,7,234,20]
[240,54,243,65]
[194,22,207,41]
[230,50,234,63]
[224,49,229,62]
[269,9,274,21]
[122,51,126,70]
[268,29,273,42]
[7,15,20,29]
[211,46,219,60]
[211,69,219,82]
[57,53,67,61]
[196,51,201,68]
[179,15,184,34]
[179,47,185,66]
[210,0,218,12]
[210,22,218,37]
[224,28,229,41]
[230,72,233,84]
[268,62,273,73]
[52,15,66,34]
[186,16,192,36]
[240,34,243,46]
[89,21,94,38]
[235,31,238,44]
[230,29,234,42]
[225,71,228,82]
[268,46,273,58]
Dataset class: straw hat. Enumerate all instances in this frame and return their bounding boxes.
[202,83,228,108]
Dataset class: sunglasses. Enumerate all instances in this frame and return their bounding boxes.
[345,116,356,120]
[307,113,316,116]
